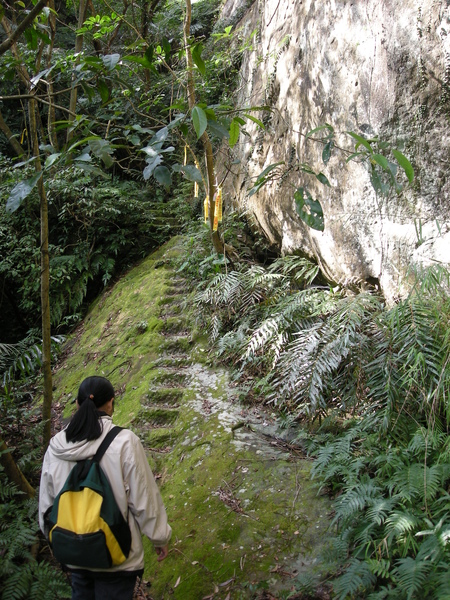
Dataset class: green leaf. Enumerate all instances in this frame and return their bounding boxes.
[372,153,389,170]
[97,79,110,103]
[306,123,334,140]
[243,114,265,129]
[102,53,121,70]
[192,106,208,139]
[122,55,153,68]
[369,167,384,195]
[173,164,203,182]
[294,187,324,231]
[154,165,172,187]
[207,120,229,139]
[316,172,331,186]
[229,119,240,147]
[392,149,414,183]
[192,43,206,76]
[143,156,162,180]
[322,140,333,165]
[6,172,42,213]
[347,131,373,153]
[145,45,154,65]
[256,162,285,182]
[44,153,60,169]
[88,138,114,168]
[162,38,171,58]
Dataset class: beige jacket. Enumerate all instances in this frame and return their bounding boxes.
[39,416,172,573]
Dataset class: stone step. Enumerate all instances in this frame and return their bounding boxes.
[134,406,179,426]
[150,356,192,368]
[144,428,174,450]
[160,317,189,335]
[146,388,185,405]
[149,371,190,387]
[160,336,192,353]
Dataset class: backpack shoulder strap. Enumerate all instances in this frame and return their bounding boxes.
[92,426,123,463]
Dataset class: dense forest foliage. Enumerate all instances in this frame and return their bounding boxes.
[1,0,450,598]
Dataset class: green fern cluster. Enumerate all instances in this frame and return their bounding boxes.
[0,477,71,600]
[306,417,450,599]
[196,255,450,597]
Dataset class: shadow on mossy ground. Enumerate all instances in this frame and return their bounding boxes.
[52,237,334,599]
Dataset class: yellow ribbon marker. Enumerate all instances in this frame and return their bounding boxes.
[216,186,223,223]
[213,187,223,232]
[204,196,209,223]
[183,145,187,166]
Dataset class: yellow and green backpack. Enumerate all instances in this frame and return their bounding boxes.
[47,427,132,569]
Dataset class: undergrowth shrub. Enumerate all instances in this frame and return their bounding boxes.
[1,157,191,339]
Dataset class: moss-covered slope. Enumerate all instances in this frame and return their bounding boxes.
[52,236,332,599]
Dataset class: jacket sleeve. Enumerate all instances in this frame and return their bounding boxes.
[122,433,172,547]
[38,451,56,537]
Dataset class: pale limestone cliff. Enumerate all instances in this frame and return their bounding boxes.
[221,0,450,300]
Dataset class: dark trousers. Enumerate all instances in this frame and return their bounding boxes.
[70,571,138,600]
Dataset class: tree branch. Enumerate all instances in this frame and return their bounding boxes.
[0,0,49,57]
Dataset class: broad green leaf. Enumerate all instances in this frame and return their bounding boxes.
[322,140,333,165]
[44,153,60,169]
[229,119,240,147]
[299,163,315,175]
[141,146,159,158]
[150,127,169,144]
[102,53,121,70]
[306,123,334,140]
[154,165,172,187]
[256,162,284,182]
[192,43,206,76]
[192,106,208,139]
[234,116,246,126]
[370,168,384,195]
[204,108,217,120]
[294,187,324,231]
[97,79,110,103]
[346,151,364,163]
[173,164,203,182]
[6,172,42,213]
[392,149,414,183]
[316,172,331,186]
[145,45,154,65]
[143,155,162,180]
[88,138,114,168]
[347,131,373,153]
[162,38,171,58]
[207,120,229,139]
[243,114,265,129]
[73,162,108,178]
[122,55,152,68]
[372,153,389,170]
[24,28,38,50]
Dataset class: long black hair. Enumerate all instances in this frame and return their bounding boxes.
[65,376,115,443]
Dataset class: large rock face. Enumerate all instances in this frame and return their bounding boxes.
[221,0,450,300]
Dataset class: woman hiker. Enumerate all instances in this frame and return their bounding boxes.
[39,375,172,600]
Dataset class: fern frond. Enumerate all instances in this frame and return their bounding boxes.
[392,555,431,599]
[332,558,376,599]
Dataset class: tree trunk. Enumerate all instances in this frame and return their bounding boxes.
[46,0,58,151]
[29,97,53,451]
[0,437,35,498]
[67,0,87,144]
[0,108,24,156]
[183,0,224,254]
